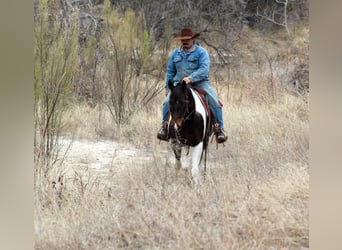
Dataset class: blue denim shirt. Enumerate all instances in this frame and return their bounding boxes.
[165,44,210,89]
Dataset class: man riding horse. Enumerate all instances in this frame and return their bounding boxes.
[157,27,228,143]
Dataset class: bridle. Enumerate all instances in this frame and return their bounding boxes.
[181,87,195,122]
[167,81,211,181]
[172,87,195,145]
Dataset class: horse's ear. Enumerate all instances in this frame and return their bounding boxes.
[181,80,187,90]
[168,79,174,90]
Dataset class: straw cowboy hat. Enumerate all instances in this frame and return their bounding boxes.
[174,27,200,40]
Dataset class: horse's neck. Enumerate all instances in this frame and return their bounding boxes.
[186,88,195,112]
[189,88,206,117]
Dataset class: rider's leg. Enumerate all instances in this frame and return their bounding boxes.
[194,82,227,143]
[161,93,170,125]
[157,93,170,140]
[193,82,223,126]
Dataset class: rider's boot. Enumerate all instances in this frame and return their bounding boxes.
[214,123,228,143]
[157,122,169,141]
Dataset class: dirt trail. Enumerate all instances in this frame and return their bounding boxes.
[58,137,156,174]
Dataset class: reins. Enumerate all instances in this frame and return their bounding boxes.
[183,88,194,121]
[169,82,211,181]
[178,87,210,180]
[173,87,194,145]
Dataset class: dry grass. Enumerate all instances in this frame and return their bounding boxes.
[35,25,309,249]
[35,82,309,249]
[35,163,308,249]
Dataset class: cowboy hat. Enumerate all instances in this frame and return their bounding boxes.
[173,27,200,40]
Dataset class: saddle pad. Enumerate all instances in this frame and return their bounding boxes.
[192,87,210,118]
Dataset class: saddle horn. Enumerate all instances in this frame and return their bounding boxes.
[168,79,174,90]
[181,80,187,90]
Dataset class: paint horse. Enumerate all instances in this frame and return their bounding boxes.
[167,80,213,186]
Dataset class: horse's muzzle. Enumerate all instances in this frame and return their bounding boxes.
[172,117,183,127]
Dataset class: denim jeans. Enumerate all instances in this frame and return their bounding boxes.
[161,81,224,129]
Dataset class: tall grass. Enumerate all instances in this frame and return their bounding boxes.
[35,83,309,249]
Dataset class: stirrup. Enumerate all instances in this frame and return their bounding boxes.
[214,124,227,143]
[216,132,227,143]
[157,124,169,141]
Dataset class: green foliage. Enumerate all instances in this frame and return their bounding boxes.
[101,7,163,125]
[33,0,309,164]
[34,0,79,174]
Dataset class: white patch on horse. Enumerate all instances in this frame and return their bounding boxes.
[190,88,207,140]
[190,88,207,186]
[191,142,203,186]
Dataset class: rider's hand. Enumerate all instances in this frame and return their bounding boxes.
[182,77,191,84]
[165,90,169,96]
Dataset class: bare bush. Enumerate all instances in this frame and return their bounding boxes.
[34,0,79,180]
[100,7,167,125]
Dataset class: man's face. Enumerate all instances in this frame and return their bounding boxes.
[181,38,194,49]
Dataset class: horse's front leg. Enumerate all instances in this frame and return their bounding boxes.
[171,140,182,171]
[191,142,203,187]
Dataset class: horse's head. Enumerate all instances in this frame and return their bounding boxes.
[168,80,191,127]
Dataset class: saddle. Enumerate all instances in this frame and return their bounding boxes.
[191,87,222,141]
[192,87,211,117]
